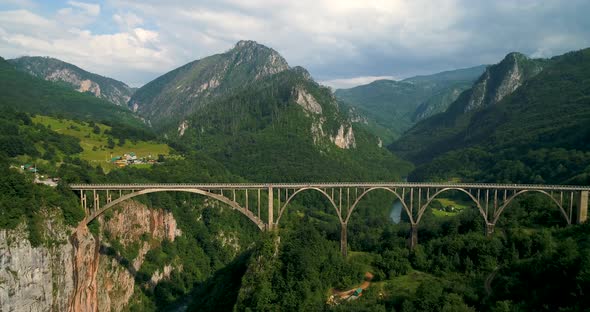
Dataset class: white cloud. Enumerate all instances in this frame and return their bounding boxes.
[56,1,101,27]
[113,12,143,29]
[0,8,173,83]
[320,76,396,89]
[1,0,589,86]
[67,1,100,16]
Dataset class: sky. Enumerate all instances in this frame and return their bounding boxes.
[0,0,589,89]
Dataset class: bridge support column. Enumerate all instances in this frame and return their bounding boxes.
[340,221,348,257]
[267,187,274,231]
[409,223,418,250]
[578,191,588,224]
[486,223,495,236]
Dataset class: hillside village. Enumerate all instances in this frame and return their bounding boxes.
[110,152,159,167]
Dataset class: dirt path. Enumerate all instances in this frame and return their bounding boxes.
[333,272,374,298]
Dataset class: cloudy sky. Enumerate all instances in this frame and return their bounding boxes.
[1,0,589,88]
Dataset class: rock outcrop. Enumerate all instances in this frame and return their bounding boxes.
[295,87,323,115]
[463,52,544,112]
[331,124,356,149]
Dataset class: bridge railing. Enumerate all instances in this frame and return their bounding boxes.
[69,182,590,192]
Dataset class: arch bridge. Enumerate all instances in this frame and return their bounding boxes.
[69,182,590,256]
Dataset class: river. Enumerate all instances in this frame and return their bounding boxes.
[389,200,402,224]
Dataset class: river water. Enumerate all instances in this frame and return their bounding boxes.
[389,200,402,224]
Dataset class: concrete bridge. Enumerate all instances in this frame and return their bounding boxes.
[69,182,590,256]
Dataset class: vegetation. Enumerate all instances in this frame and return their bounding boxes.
[32,115,169,170]
[0,110,84,244]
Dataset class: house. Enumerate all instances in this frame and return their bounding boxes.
[21,164,38,173]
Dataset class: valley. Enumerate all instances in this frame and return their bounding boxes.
[0,37,589,312]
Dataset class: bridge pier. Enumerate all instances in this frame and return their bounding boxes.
[409,223,418,250]
[267,186,274,230]
[578,191,588,224]
[486,223,495,236]
[340,222,348,257]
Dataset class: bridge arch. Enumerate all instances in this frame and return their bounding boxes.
[275,187,341,225]
[82,188,265,230]
[492,190,570,225]
[416,188,487,224]
[346,187,412,224]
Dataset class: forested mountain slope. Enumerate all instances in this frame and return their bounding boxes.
[9,56,134,107]
[394,48,590,184]
[129,40,290,128]
[173,66,412,181]
[390,52,549,163]
[0,57,143,128]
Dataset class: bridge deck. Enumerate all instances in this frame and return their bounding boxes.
[69,182,590,191]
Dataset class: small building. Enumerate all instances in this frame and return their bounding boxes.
[21,164,38,173]
[123,152,137,161]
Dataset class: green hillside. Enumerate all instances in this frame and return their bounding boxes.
[0,57,142,127]
[32,115,170,170]
[391,52,550,164]
[398,48,590,184]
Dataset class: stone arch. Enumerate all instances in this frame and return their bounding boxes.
[492,190,570,225]
[346,187,412,224]
[275,187,341,225]
[82,188,265,230]
[416,188,486,224]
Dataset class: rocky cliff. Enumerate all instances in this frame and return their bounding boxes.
[0,202,179,312]
[461,53,544,112]
[0,221,74,312]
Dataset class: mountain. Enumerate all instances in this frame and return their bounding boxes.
[132,41,413,181]
[407,65,488,120]
[393,48,590,184]
[390,52,549,164]
[334,65,485,143]
[129,40,290,128]
[0,57,142,127]
[9,56,134,107]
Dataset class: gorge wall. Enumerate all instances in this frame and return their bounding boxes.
[0,202,179,312]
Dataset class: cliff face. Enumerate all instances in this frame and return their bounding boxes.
[69,225,100,312]
[0,202,180,312]
[95,201,180,311]
[0,210,75,312]
[463,53,544,112]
